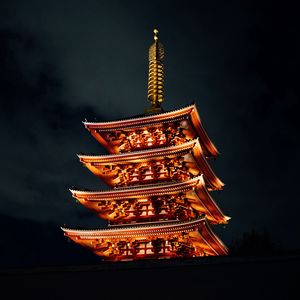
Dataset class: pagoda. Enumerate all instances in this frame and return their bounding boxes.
[61,29,230,261]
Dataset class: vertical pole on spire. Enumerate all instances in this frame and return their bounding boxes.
[145,28,165,114]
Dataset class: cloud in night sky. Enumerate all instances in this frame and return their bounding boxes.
[0,29,106,225]
[0,0,299,267]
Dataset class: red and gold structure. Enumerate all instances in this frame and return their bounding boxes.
[61,29,230,261]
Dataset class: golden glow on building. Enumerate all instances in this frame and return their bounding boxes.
[83,104,219,157]
[61,217,228,261]
[70,175,229,225]
[78,139,224,190]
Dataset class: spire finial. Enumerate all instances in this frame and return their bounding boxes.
[145,28,165,114]
[153,28,159,41]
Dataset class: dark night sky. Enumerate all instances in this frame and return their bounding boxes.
[0,0,299,267]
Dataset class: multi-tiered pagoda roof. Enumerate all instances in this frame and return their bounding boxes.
[62,29,230,261]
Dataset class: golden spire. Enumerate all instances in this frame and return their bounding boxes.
[145,28,165,114]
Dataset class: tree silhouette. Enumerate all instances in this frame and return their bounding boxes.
[229,229,276,256]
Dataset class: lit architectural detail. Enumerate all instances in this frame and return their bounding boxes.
[70,175,230,225]
[61,29,230,261]
[63,217,228,261]
[78,139,224,190]
[83,104,219,157]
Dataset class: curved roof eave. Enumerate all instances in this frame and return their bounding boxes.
[61,216,206,235]
[70,175,204,197]
[83,104,195,128]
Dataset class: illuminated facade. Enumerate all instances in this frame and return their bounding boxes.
[61,29,230,261]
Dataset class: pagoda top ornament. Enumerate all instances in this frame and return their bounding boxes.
[145,28,165,114]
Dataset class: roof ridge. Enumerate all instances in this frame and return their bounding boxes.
[83,104,195,125]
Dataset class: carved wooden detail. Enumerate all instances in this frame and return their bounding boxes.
[92,193,199,224]
[88,234,205,261]
[101,121,190,153]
